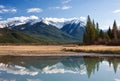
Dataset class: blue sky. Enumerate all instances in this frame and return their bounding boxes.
[0,0,120,29]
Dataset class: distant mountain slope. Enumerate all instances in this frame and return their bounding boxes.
[12,22,78,43]
[0,17,85,44]
[61,20,85,42]
[0,28,43,43]
[0,17,84,29]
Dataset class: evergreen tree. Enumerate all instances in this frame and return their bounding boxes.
[84,15,92,43]
[107,26,112,39]
[99,30,104,39]
[118,29,120,40]
[92,20,95,28]
[104,33,110,41]
[92,20,96,41]
[83,17,120,44]
[95,22,100,40]
[83,15,96,43]
[112,20,118,40]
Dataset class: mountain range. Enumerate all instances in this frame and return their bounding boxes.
[0,17,85,44]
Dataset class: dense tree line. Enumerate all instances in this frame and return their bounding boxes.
[83,16,120,45]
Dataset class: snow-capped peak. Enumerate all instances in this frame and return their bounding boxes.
[0,16,85,28]
[41,17,85,28]
[0,15,39,28]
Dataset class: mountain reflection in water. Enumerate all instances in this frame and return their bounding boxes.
[0,56,120,81]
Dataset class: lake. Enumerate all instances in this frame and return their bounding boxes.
[0,55,120,81]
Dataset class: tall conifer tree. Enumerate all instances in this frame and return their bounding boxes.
[83,15,96,43]
[107,26,112,39]
[112,20,118,40]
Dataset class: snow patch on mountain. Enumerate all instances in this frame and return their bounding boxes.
[0,15,39,28]
[42,17,85,28]
[0,16,85,28]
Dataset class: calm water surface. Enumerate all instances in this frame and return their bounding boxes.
[0,55,120,81]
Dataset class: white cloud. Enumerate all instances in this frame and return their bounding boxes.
[0,8,17,13]
[62,0,72,4]
[0,5,5,8]
[62,6,72,10]
[113,9,120,14]
[11,8,17,12]
[0,9,8,13]
[49,5,72,10]
[80,16,86,21]
[27,8,43,13]
[115,78,120,81]
[49,6,60,10]
[0,5,17,14]
[6,15,39,22]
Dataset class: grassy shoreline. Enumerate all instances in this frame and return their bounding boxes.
[0,45,119,56]
[63,48,120,54]
[63,45,120,54]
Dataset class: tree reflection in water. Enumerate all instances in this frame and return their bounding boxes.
[0,55,120,78]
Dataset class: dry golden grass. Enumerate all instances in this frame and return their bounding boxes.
[0,45,119,56]
[0,45,65,55]
[63,45,120,54]
[64,45,120,51]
